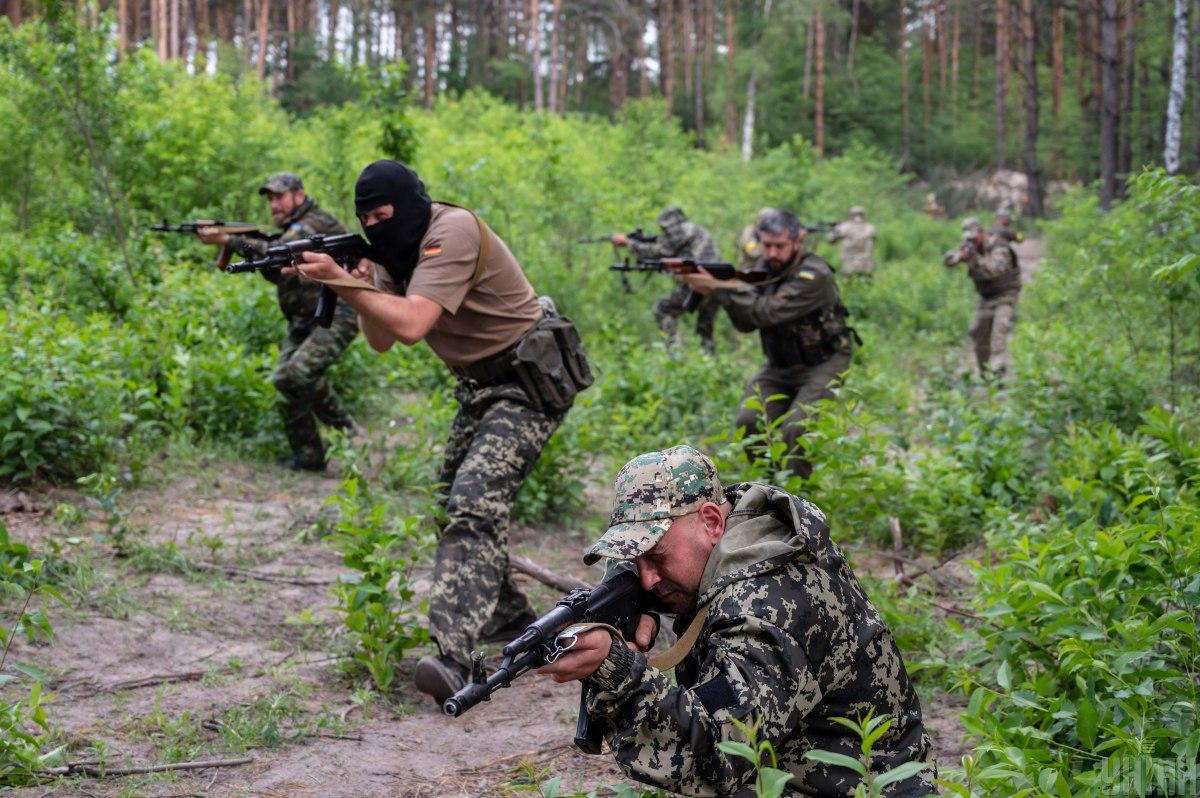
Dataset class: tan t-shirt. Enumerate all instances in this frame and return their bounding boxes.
[374,203,541,367]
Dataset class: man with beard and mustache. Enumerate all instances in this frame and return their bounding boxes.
[612,206,721,355]
[198,172,358,472]
[682,209,855,479]
[287,160,590,701]
[537,445,935,797]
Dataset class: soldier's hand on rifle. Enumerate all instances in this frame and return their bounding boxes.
[628,613,658,653]
[610,233,628,247]
[196,226,230,246]
[348,257,377,283]
[537,628,614,683]
[683,267,736,295]
[284,250,343,282]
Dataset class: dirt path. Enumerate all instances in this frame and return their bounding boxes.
[3,447,972,796]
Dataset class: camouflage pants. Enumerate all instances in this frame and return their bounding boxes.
[428,382,564,667]
[734,351,851,479]
[970,291,1018,377]
[654,284,718,354]
[272,307,358,465]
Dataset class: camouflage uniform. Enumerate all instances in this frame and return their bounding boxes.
[944,218,1022,378]
[428,380,565,664]
[628,208,721,354]
[714,250,853,479]
[736,209,778,270]
[582,446,935,798]
[229,194,358,466]
[827,207,878,277]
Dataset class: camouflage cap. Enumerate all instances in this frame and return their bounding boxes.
[259,171,304,195]
[961,216,982,239]
[849,205,866,219]
[657,206,687,228]
[583,445,724,566]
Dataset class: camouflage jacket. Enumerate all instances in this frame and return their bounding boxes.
[827,220,877,275]
[229,197,348,325]
[627,221,719,263]
[944,235,1021,299]
[585,483,934,797]
[715,252,852,368]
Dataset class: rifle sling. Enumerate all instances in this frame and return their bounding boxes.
[562,601,712,673]
[436,201,490,288]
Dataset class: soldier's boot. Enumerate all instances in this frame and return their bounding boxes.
[311,379,357,433]
[280,404,327,471]
[479,571,537,644]
[414,654,468,702]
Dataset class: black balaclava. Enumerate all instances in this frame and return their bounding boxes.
[354,160,433,287]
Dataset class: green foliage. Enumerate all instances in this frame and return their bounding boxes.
[0,519,68,786]
[716,717,794,798]
[802,710,933,798]
[327,476,430,692]
[955,410,1200,795]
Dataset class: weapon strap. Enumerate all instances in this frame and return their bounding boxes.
[559,601,712,672]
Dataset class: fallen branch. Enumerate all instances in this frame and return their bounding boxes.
[38,755,253,778]
[101,670,205,693]
[509,555,589,593]
[192,561,335,586]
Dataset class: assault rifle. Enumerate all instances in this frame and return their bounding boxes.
[149,219,277,270]
[443,562,648,754]
[800,220,839,234]
[227,233,369,328]
[943,241,978,267]
[578,227,658,245]
[610,257,770,309]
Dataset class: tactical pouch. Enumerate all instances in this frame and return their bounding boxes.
[512,308,593,412]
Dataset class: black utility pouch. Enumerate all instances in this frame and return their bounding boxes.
[511,305,594,412]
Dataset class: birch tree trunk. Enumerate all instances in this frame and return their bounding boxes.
[740,0,772,163]
[1164,0,1188,174]
[195,0,208,69]
[1022,0,1043,215]
[1099,0,1119,209]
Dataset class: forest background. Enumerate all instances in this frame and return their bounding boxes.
[0,0,1199,796]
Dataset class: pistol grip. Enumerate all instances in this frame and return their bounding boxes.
[682,289,702,312]
[315,285,336,328]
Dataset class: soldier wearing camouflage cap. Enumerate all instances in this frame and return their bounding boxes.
[612,207,722,355]
[944,215,1022,378]
[991,203,1024,244]
[540,445,934,797]
[827,205,878,277]
[198,171,358,470]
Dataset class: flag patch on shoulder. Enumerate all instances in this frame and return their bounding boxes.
[798,269,817,280]
[422,245,443,257]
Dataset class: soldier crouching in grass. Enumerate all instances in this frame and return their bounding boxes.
[288,160,592,702]
[538,445,936,797]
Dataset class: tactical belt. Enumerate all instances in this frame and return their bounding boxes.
[450,336,523,386]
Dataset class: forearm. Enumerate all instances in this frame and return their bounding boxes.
[333,287,426,350]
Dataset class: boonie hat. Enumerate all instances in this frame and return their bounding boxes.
[583,445,725,566]
[259,171,304,195]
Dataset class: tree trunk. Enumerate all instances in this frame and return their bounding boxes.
[847,0,859,73]
[637,8,651,98]
[423,0,436,108]
[723,1,737,146]
[741,69,756,162]
[660,0,675,115]
[255,0,268,77]
[1022,0,1043,215]
[1117,0,1136,183]
[995,0,1009,167]
[529,0,541,110]
[1051,2,1063,117]
[548,0,562,112]
[950,0,960,108]
[802,19,813,100]
[215,0,233,47]
[681,0,694,98]
[1192,0,1200,171]
[921,11,932,130]
[814,2,824,156]
[4,0,21,25]
[694,7,706,147]
[118,0,130,55]
[900,0,910,154]
[285,0,296,79]
[970,0,982,100]
[170,0,180,58]
[608,29,629,118]
[1099,0,1119,209]
[936,0,947,107]
[1166,0,1185,174]
[195,0,208,69]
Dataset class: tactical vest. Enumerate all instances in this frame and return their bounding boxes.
[967,237,1021,298]
[759,254,854,369]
